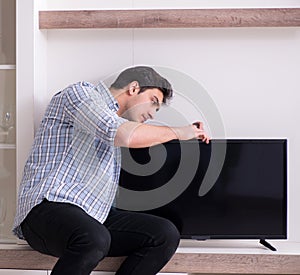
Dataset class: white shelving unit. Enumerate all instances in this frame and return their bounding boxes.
[0,0,17,244]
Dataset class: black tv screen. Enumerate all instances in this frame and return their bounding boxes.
[117,139,287,240]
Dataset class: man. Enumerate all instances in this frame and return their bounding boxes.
[13,66,210,275]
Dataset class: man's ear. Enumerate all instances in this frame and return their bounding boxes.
[128,81,139,95]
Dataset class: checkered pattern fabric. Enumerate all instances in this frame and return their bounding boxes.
[13,81,127,239]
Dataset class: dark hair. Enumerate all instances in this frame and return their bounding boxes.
[110,66,173,104]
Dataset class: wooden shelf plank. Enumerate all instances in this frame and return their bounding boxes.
[1,247,300,274]
[39,8,300,29]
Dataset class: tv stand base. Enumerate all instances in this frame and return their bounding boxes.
[260,239,277,251]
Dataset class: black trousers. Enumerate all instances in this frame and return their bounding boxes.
[21,200,180,275]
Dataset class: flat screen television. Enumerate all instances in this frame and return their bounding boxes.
[116,139,287,251]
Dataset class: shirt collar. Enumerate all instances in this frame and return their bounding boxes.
[95,81,120,112]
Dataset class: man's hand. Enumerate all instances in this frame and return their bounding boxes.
[173,122,210,144]
[193,121,210,144]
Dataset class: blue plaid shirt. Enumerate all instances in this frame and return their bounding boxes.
[13,81,127,239]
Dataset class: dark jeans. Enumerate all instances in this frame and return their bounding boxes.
[21,200,180,275]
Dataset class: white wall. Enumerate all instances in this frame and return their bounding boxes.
[33,1,300,241]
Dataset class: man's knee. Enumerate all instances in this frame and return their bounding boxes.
[160,218,180,246]
[69,222,111,263]
[148,217,180,253]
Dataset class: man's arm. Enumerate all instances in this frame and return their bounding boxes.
[114,121,209,148]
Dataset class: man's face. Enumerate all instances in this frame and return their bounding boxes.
[122,88,163,123]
